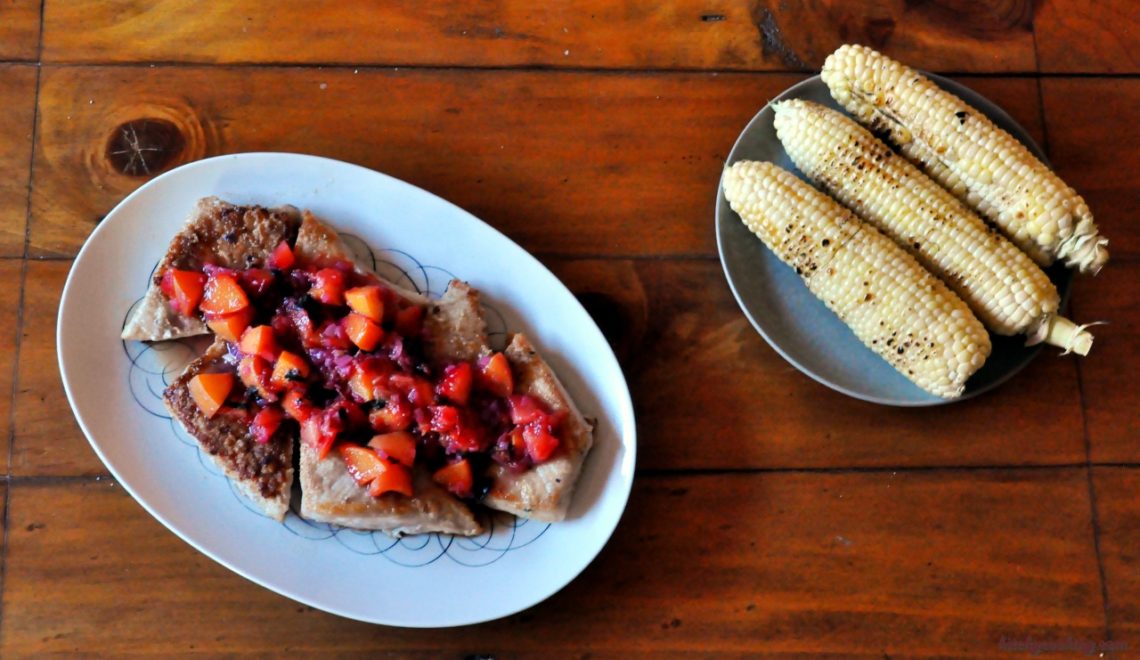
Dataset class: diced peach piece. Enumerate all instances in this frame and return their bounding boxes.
[368,431,417,468]
[268,240,295,270]
[343,313,382,352]
[188,372,233,418]
[160,269,207,316]
[338,444,388,487]
[347,360,389,403]
[239,325,279,361]
[368,462,414,497]
[237,354,276,400]
[507,394,546,425]
[310,268,346,305]
[281,387,314,422]
[200,272,250,316]
[368,397,412,432]
[523,424,560,462]
[301,415,337,460]
[436,362,473,406]
[251,406,284,444]
[345,285,384,322]
[389,373,434,408]
[433,459,474,497]
[205,307,254,343]
[476,352,514,398]
[271,350,311,390]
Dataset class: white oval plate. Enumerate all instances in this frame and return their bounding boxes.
[715,74,1073,406]
[58,153,637,627]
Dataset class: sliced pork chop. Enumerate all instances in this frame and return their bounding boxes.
[164,340,294,521]
[122,197,301,341]
[482,333,596,522]
[293,211,485,536]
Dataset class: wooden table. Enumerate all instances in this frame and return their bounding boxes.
[1,1,1137,655]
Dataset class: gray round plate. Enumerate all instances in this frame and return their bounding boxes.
[715,74,1073,406]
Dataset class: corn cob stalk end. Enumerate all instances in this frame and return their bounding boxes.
[1026,316,1098,356]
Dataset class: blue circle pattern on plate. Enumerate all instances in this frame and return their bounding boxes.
[122,235,549,567]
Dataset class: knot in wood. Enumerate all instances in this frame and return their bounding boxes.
[106,118,185,177]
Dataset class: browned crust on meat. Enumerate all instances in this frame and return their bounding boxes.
[482,333,595,522]
[298,444,482,536]
[163,340,294,521]
[422,281,490,366]
[122,197,302,342]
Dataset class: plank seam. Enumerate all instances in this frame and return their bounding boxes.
[0,4,43,645]
[1076,357,1113,640]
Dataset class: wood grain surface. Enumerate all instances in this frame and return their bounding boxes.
[2,1,1137,655]
[0,0,40,61]
[11,261,101,477]
[42,0,1038,72]
[1070,262,1139,464]
[0,260,20,474]
[1092,468,1140,640]
[28,67,1044,259]
[1042,78,1140,259]
[0,470,1104,655]
[0,65,36,256]
[548,258,1086,470]
[1036,0,1140,73]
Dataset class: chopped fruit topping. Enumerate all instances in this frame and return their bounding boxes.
[368,431,417,468]
[205,307,254,343]
[389,373,435,408]
[163,250,569,500]
[368,462,413,497]
[281,387,315,422]
[507,394,545,425]
[347,359,391,403]
[200,272,250,316]
[238,268,275,298]
[327,398,367,430]
[310,268,347,305]
[437,362,473,406]
[237,354,276,400]
[301,415,338,460]
[339,444,388,486]
[394,304,424,337]
[239,325,279,361]
[421,405,485,454]
[369,397,412,432]
[522,423,560,462]
[507,427,527,455]
[188,372,234,418]
[343,312,383,352]
[345,285,384,322]
[273,302,316,348]
[251,406,284,444]
[318,320,352,351]
[433,459,474,498]
[271,350,311,390]
[268,240,295,270]
[160,269,207,316]
[476,352,514,398]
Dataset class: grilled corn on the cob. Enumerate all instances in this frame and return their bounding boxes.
[821,44,1109,274]
[722,160,991,398]
[773,99,1094,355]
